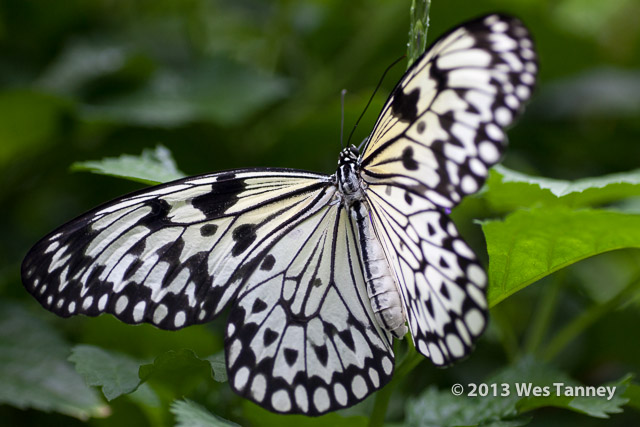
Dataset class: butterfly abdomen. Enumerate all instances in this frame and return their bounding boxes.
[351,201,408,339]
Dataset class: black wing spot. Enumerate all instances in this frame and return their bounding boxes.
[313,344,329,366]
[231,224,257,256]
[192,179,245,218]
[391,88,420,122]
[123,258,143,281]
[200,223,218,237]
[429,60,447,92]
[427,223,436,236]
[312,278,323,288]
[401,147,419,171]
[139,199,171,229]
[338,329,356,351]
[284,348,298,366]
[260,254,276,271]
[417,121,426,133]
[440,283,450,300]
[404,192,413,205]
[263,328,278,346]
[251,298,267,313]
[439,256,449,268]
[425,298,434,317]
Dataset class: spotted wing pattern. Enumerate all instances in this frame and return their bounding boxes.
[360,14,536,363]
[361,14,537,208]
[225,203,394,415]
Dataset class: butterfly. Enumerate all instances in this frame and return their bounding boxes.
[22,14,537,415]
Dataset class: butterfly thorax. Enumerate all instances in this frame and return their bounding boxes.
[337,146,409,339]
[336,146,365,206]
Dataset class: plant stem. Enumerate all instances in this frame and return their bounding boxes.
[542,275,640,361]
[407,0,431,68]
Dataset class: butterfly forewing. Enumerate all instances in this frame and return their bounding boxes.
[361,14,537,209]
[21,169,333,329]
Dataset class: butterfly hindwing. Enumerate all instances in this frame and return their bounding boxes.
[226,203,394,414]
[361,14,537,208]
[366,183,487,365]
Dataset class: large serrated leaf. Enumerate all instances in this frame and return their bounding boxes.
[483,207,640,306]
[0,302,107,420]
[71,145,185,185]
[487,165,640,211]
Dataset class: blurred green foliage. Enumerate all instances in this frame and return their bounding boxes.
[1,0,640,425]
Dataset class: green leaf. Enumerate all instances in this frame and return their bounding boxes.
[204,351,228,383]
[487,165,640,211]
[171,399,240,427]
[80,56,290,127]
[483,207,640,306]
[68,345,143,401]
[71,145,185,185]
[0,302,107,420]
[405,356,630,426]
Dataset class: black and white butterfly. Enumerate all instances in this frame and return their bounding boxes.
[22,14,537,416]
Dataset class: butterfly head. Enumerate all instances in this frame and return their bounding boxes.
[338,145,360,166]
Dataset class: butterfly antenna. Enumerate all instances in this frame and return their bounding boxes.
[340,89,347,148]
[346,55,406,147]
